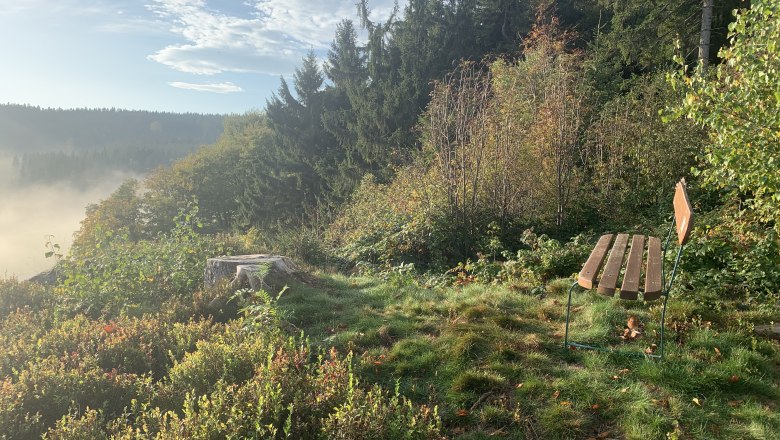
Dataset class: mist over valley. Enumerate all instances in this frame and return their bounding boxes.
[0,106,225,278]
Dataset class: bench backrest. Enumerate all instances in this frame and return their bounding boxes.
[673,179,694,245]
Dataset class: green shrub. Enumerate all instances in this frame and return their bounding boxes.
[0,278,55,319]
[327,172,454,271]
[58,204,236,317]
[680,206,780,307]
[0,353,149,439]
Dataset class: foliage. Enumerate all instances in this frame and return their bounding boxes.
[233,286,292,333]
[669,0,780,228]
[449,230,593,287]
[326,171,454,270]
[60,204,235,316]
[0,278,54,319]
[584,73,705,227]
[71,179,144,253]
[681,202,780,308]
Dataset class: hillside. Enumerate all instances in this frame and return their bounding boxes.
[1,0,779,438]
[0,105,224,186]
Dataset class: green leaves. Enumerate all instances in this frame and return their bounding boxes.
[670,0,780,229]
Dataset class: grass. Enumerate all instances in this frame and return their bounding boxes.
[276,273,780,439]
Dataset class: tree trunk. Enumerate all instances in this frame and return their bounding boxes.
[698,0,714,72]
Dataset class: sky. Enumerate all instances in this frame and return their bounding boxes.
[0,0,398,114]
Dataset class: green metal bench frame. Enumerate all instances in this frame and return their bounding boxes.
[563,179,694,360]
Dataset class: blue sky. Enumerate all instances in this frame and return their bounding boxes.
[0,0,397,114]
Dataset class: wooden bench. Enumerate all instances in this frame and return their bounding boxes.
[563,179,694,359]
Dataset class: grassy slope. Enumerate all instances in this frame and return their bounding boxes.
[278,274,780,440]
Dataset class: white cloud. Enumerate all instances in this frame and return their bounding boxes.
[146,0,399,76]
[169,81,243,93]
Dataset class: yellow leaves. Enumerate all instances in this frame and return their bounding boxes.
[692,397,702,407]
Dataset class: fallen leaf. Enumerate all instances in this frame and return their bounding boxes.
[618,368,630,375]
[590,404,600,410]
[728,375,740,383]
[456,409,469,417]
[560,400,571,405]
[597,431,610,439]
[728,400,743,407]
[627,315,639,329]
[692,397,701,406]
[621,387,629,393]
[553,300,561,305]
[551,390,560,400]
[572,305,584,313]
[516,383,524,389]
[714,347,722,357]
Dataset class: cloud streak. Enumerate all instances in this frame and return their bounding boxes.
[169,81,243,93]
[146,0,398,76]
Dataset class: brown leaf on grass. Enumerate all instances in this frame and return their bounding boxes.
[572,305,585,313]
[627,316,640,329]
[644,344,658,354]
[590,404,600,410]
[728,375,740,383]
[714,347,722,357]
[560,400,571,405]
[618,368,630,375]
[597,431,611,439]
[516,383,524,388]
[728,400,743,407]
[551,390,560,400]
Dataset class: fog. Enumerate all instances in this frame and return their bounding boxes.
[0,156,134,279]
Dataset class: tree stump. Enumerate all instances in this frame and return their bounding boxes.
[204,254,298,292]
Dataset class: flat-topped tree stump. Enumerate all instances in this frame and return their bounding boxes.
[204,254,298,292]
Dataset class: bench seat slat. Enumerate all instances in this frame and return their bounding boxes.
[620,235,645,300]
[578,234,613,289]
[597,233,629,296]
[644,236,663,301]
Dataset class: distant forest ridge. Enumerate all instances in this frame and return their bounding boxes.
[0,104,225,186]
[0,104,225,152]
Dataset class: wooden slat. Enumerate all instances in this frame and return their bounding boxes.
[673,179,694,245]
[644,236,663,301]
[578,234,614,289]
[620,235,645,300]
[597,233,629,296]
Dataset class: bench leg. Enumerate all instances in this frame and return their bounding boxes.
[564,281,580,349]
[659,293,670,359]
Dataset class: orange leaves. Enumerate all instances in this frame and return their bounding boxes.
[621,315,643,341]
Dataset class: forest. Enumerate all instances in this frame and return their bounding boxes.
[0,105,224,186]
[0,0,778,438]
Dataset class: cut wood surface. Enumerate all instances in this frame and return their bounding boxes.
[620,235,646,300]
[644,237,663,301]
[597,233,628,296]
[578,234,613,289]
